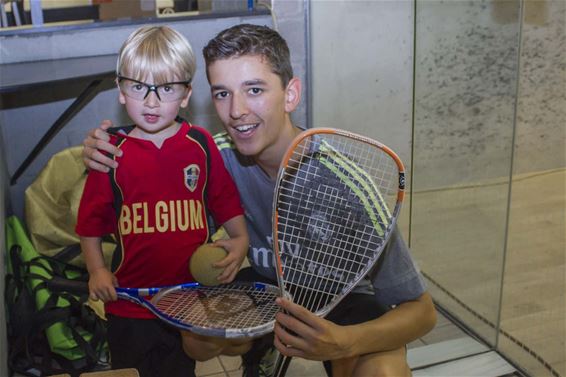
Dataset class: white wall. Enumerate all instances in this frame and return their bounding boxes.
[309,0,414,231]
[310,0,414,166]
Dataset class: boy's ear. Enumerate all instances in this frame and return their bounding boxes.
[284,77,301,113]
[118,90,127,105]
[116,79,127,105]
[180,86,193,108]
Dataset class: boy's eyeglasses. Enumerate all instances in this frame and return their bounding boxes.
[117,76,191,102]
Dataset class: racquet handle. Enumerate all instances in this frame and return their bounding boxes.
[46,276,89,294]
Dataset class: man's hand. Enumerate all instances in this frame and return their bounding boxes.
[273,297,352,361]
[82,119,122,172]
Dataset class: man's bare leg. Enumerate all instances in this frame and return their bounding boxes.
[331,347,410,377]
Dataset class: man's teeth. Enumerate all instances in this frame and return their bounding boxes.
[235,124,257,132]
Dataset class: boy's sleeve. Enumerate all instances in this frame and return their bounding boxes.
[75,169,116,237]
[205,132,244,226]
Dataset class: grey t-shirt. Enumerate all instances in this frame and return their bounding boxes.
[214,132,426,307]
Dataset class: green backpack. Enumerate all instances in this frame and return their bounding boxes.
[5,216,108,376]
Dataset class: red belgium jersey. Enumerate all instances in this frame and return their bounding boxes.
[76,121,244,318]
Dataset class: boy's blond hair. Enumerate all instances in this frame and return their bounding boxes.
[117,26,196,84]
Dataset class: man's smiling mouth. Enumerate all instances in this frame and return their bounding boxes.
[235,124,259,133]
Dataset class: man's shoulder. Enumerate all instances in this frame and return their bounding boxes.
[212,131,236,151]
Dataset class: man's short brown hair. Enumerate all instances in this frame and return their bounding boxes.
[203,24,293,88]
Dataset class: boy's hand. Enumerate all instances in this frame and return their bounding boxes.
[88,267,118,302]
[83,119,122,172]
[213,236,248,284]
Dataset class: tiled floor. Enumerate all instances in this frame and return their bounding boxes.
[411,169,565,377]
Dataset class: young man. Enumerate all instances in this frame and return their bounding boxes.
[83,24,437,377]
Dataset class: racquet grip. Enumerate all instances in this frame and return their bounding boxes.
[46,276,89,294]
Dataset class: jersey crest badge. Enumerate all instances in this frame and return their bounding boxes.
[183,164,200,192]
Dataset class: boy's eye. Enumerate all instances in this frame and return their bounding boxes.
[132,84,145,92]
[162,85,173,93]
[249,88,263,95]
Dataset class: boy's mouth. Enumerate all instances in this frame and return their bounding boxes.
[144,114,160,123]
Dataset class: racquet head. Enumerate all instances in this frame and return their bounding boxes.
[272,128,405,317]
[46,277,285,339]
[140,281,284,338]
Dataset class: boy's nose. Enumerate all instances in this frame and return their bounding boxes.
[144,90,160,107]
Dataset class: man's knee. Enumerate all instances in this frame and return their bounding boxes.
[352,348,411,377]
[181,331,252,361]
[181,331,220,361]
[367,362,411,377]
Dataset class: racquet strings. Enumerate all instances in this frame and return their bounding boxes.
[275,132,401,316]
[153,285,280,329]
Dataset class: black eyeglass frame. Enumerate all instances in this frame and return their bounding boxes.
[117,75,192,102]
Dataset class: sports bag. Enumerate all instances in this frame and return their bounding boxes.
[5,216,108,377]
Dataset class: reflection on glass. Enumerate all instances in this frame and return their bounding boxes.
[413,1,565,373]
[412,0,521,346]
[498,0,566,375]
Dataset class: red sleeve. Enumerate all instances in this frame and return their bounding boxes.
[75,169,117,237]
[200,128,244,226]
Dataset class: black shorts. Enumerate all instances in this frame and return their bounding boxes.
[107,315,196,377]
[236,267,388,376]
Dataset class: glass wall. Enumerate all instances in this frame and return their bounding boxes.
[411,0,521,346]
[498,1,565,375]
[413,1,565,375]
[310,0,565,376]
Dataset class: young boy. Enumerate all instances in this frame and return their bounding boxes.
[83,24,436,377]
[75,26,249,377]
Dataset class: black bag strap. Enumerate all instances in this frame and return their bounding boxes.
[27,269,105,367]
[5,245,71,376]
[53,244,82,264]
[5,245,106,376]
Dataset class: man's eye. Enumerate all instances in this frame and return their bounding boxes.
[249,88,263,95]
[214,91,229,99]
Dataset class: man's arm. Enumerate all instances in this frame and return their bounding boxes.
[273,291,436,361]
[83,119,122,172]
